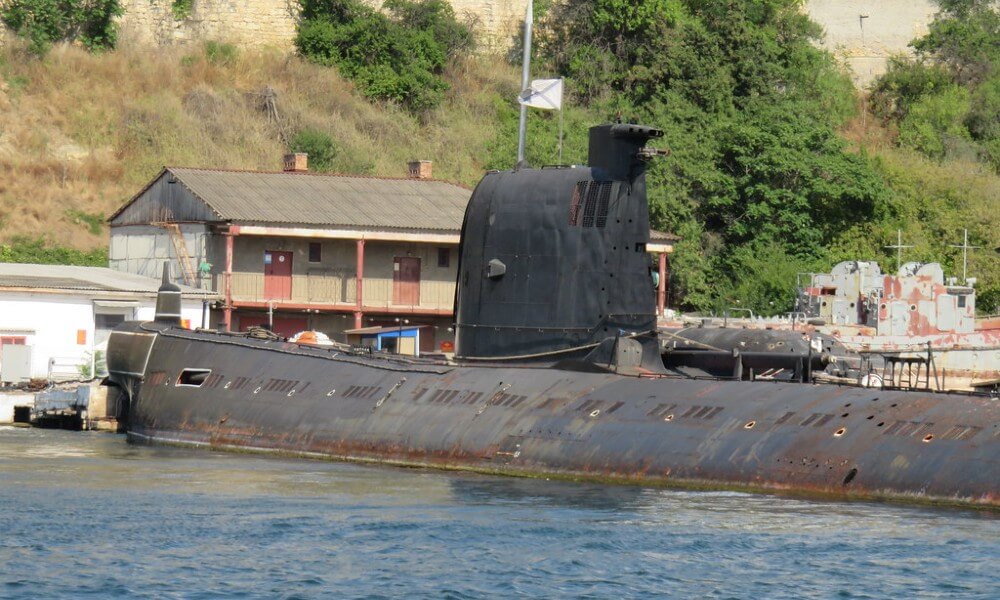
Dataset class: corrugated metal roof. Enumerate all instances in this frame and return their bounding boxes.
[163,168,472,231]
[0,263,218,297]
[110,167,679,242]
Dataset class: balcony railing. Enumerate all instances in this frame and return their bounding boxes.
[223,271,454,311]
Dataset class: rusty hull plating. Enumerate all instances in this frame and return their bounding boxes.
[107,322,999,509]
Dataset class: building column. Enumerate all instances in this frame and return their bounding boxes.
[657,252,668,317]
[223,231,235,331]
[354,239,365,329]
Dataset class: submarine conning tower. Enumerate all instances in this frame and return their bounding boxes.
[455,123,664,360]
[154,262,182,325]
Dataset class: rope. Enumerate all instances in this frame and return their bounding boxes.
[458,330,656,361]
[659,328,728,353]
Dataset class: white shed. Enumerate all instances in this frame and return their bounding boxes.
[0,263,218,382]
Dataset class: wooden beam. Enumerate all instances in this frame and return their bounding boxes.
[233,225,460,245]
[231,300,453,317]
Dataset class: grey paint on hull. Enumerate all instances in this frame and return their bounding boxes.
[108,323,1000,509]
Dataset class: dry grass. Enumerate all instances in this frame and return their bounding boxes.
[0,39,518,249]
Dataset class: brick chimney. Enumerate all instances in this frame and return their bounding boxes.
[407,160,432,180]
[283,153,308,172]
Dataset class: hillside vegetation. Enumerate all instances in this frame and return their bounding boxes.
[0,0,997,312]
[0,39,514,251]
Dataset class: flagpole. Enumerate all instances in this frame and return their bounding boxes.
[517,0,533,164]
[558,77,564,164]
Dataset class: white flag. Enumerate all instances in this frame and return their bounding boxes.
[519,78,563,110]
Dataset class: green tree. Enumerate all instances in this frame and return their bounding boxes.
[0,0,122,55]
[871,1,999,170]
[522,0,878,313]
[295,0,472,112]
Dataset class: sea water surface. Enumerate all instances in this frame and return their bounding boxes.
[0,427,997,599]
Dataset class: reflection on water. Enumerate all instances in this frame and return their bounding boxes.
[0,428,997,599]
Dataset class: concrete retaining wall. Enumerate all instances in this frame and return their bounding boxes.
[0,392,33,423]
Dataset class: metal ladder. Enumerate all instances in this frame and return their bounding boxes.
[157,222,198,287]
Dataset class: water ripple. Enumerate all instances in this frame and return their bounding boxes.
[0,428,997,599]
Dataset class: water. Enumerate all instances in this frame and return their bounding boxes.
[0,427,997,599]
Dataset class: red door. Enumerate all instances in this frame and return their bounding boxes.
[238,314,308,338]
[264,251,293,300]
[393,257,421,305]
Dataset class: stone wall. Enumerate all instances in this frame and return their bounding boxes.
[805,0,939,87]
[115,0,529,53]
[117,0,300,49]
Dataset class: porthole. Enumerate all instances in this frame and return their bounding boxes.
[664,414,674,422]
[744,421,756,429]
[834,427,847,437]
[590,409,601,418]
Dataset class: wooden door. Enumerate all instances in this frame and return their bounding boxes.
[264,250,293,300]
[393,257,421,306]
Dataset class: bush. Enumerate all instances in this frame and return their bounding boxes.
[897,85,971,159]
[0,236,108,265]
[0,0,122,55]
[204,41,238,65]
[295,0,472,112]
[290,128,338,171]
[870,1,999,170]
[979,286,1000,316]
[172,0,194,21]
[869,58,952,122]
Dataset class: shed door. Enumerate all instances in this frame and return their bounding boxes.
[264,251,293,300]
[393,257,421,306]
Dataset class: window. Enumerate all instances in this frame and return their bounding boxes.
[438,247,450,268]
[0,336,26,346]
[308,242,322,263]
[177,368,212,387]
[957,295,967,308]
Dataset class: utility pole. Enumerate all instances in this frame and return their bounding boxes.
[949,228,981,282]
[884,229,913,273]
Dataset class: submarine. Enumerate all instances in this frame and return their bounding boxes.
[106,124,999,509]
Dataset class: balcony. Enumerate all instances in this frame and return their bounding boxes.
[224,271,455,313]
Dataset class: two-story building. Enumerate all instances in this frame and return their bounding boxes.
[108,155,677,351]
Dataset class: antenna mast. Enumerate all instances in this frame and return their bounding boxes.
[948,228,981,281]
[884,229,913,273]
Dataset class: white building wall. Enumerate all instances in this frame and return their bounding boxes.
[0,292,205,380]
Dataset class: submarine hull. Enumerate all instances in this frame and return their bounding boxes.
[108,323,999,509]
